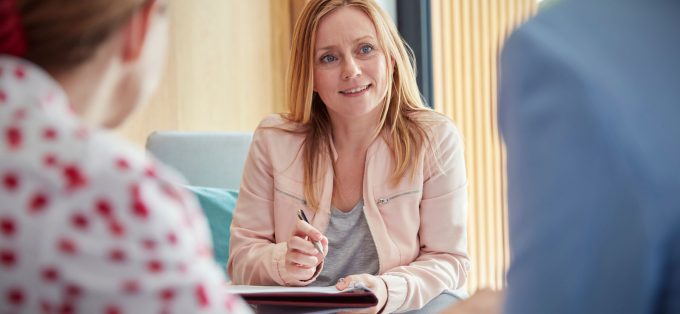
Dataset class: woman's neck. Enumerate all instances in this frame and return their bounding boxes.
[328,106,382,153]
[53,52,122,128]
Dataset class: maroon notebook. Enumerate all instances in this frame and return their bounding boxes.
[229,285,378,308]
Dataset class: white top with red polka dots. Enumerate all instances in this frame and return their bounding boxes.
[0,55,251,313]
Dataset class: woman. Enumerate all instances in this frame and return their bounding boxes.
[0,0,249,312]
[228,0,470,312]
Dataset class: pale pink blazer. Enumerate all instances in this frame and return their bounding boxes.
[228,114,470,313]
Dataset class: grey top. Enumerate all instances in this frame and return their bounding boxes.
[311,199,380,286]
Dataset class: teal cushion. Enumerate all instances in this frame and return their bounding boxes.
[184,186,238,272]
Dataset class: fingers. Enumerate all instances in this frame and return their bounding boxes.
[318,236,329,256]
[284,219,329,282]
[294,219,324,242]
[335,274,372,291]
[292,220,328,256]
[286,251,318,269]
[337,274,388,314]
[288,235,319,255]
[284,262,316,281]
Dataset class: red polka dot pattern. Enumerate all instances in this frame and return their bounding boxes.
[63,165,88,190]
[13,108,27,121]
[115,158,130,170]
[43,127,58,141]
[6,126,22,150]
[40,299,51,313]
[132,200,149,219]
[147,260,163,274]
[43,154,58,167]
[142,238,156,251]
[0,249,17,267]
[0,217,15,237]
[14,66,26,80]
[6,287,24,306]
[196,284,210,308]
[58,238,78,255]
[121,280,139,295]
[105,304,121,314]
[0,57,249,313]
[28,192,49,214]
[95,199,114,218]
[167,232,178,246]
[65,283,81,299]
[71,213,89,230]
[160,288,175,302]
[3,173,19,191]
[108,220,125,237]
[109,248,126,263]
[41,266,60,282]
[58,302,75,314]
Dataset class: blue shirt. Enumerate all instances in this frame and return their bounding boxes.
[499,0,680,313]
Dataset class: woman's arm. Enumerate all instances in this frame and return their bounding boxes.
[227,123,327,286]
[380,121,471,313]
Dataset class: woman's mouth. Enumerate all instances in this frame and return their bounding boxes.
[339,84,371,95]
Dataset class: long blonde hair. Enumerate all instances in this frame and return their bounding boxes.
[286,0,441,210]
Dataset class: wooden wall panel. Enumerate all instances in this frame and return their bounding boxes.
[117,0,540,295]
[431,0,537,292]
[118,0,292,147]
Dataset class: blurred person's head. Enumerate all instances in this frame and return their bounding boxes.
[0,0,169,128]
[286,0,437,209]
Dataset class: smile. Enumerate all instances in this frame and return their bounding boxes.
[339,84,371,95]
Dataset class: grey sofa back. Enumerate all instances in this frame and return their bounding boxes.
[146,131,253,190]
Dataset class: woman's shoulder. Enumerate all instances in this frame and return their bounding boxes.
[411,110,461,140]
[256,114,303,131]
[251,114,306,151]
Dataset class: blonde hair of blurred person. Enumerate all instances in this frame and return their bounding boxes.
[285,0,444,210]
[14,0,168,128]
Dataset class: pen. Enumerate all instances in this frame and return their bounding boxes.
[296,209,324,254]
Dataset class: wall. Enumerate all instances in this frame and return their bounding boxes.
[431,0,538,291]
[118,0,540,295]
[118,0,292,147]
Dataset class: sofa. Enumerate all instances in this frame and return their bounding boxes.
[146,131,253,272]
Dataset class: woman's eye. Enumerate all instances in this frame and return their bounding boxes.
[321,55,337,63]
[360,45,374,54]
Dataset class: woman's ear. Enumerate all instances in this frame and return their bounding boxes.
[121,0,159,62]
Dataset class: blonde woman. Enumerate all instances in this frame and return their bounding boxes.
[0,0,250,312]
[228,0,470,312]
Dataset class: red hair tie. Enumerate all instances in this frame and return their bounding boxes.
[0,0,27,57]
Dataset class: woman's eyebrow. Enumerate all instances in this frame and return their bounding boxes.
[315,35,375,53]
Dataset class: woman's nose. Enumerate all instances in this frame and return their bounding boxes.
[341,57,361,80]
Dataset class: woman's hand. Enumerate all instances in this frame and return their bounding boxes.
[284,219,328,282]
[336,274,389,314]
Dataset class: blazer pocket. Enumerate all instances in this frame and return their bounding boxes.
[274,174,307,206]
[274,186,307,206]
[273,175,315,232]
[375,189,422,207]
[373,189,422,265]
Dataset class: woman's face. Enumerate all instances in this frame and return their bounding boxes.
[106,0,169,128]
[312,6,389,120]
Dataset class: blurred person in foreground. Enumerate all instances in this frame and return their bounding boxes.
[0,0,250,312]
[443,0,680,313]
